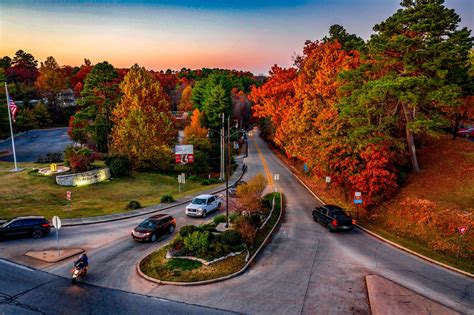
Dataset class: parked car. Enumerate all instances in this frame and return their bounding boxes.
[0,216,51,240]
[131,214,176,242]
[185,194,222,217]
[312,205,355,232]
[458,127,474,138]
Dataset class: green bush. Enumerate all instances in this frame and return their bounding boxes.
[183,231,210,255]
[179,225,197,238]
[221,230,242,247]
[188,175,200,182]
[197,223,217,233]
[229,212,240,223]
[201,179,211,185]
[213,214,227,225]
[126,200,141,210]
[160,194,175,203]
[105,154,132,177]
[249,213,262,228]
[170,235,184,251]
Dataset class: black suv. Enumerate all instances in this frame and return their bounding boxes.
[131,214,176,242]
[0,216,51,240]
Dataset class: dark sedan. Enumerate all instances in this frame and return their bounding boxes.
[312,205,355,232]
[131,214,176,242]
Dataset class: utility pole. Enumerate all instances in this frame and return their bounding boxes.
[220,113,225,180]
[225,116,231,228]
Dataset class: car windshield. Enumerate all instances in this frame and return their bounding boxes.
[192,198,206,205]
[138,219,156,228]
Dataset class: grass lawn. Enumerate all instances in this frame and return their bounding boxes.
[0,161,219,220]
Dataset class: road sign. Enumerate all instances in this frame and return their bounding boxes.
[458,226,468,235]
[175,145,194,164]
[325,176,331,183]
[303,163,309,172]
[66,191,71,201]
[181,173,185,184]
[354,192,363,204]
[52,216,61,230]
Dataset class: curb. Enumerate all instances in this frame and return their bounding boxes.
[272,151,474,279]
[136,193,284,286]
[62,162,247,227]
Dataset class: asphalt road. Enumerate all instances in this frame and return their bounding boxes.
[0,259,234,315]
[1,130,473,314]
[0,128,73,162]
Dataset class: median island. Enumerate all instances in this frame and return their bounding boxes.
[139,190,283,284]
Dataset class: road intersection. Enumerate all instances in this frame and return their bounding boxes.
[1,131,473,314]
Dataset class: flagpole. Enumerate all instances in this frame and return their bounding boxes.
[5,82,18,171]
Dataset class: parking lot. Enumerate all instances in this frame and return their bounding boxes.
[0,128,73,162]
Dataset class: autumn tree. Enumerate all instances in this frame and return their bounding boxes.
[74,61,119,152]
[178,84,194,112]
[111,64,177,171]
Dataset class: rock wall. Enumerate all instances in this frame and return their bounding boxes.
[56,168,111,186]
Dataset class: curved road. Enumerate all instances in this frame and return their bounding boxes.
[1,131,473,314]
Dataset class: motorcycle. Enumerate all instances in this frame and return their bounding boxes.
[71,263,87,284]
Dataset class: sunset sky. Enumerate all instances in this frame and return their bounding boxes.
[1,0,472,74]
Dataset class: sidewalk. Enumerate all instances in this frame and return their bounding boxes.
[62,159,247,227]
[366,275,460,315]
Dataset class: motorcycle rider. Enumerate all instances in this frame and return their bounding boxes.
[74,253,89,276]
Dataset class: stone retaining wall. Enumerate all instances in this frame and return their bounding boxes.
[56,168,111,186]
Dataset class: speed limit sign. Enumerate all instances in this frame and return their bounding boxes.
[66,191,71,201]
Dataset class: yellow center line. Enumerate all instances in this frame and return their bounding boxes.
[251,136,274,190]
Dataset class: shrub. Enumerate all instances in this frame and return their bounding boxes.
[188,175,200,182]
[201,179,211,185]
[249,213,263,228]
[179,225,197,238]
[105,154,131,177]
[160,194,175,203]
[183,231,209,255]
[234,216,257,245]
[170,235,184,251]
[197,223,217,233]
[64,146,95,173]
[221,230,242,247]
[213,214,227,225]
[236,173,267,213]
[229,212,240,223]
[126,200,141,210]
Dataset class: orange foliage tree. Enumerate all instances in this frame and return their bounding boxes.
[111,64,177,170]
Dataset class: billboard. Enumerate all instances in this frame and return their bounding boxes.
[175,145,194,164]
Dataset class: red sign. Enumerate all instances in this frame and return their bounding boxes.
[66,191,71,201]
[176,154,194,164]
[458,226,468,235]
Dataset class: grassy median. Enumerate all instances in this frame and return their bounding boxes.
[140,192,283,283]
[0,161,219,220]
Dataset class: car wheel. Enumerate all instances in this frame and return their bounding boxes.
[32,230,43,239]
[169,225,175,234]
[327,224,335,233]
[150,234,157,242]
[202,210,207,218]
[217,203,222,210]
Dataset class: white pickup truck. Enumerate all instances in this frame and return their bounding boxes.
[185,194,223,218]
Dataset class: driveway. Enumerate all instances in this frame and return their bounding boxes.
[0,128,73,162]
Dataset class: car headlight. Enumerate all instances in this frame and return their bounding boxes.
[197,208,203,212]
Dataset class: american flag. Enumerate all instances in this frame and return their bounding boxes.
[9,99,17,122]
